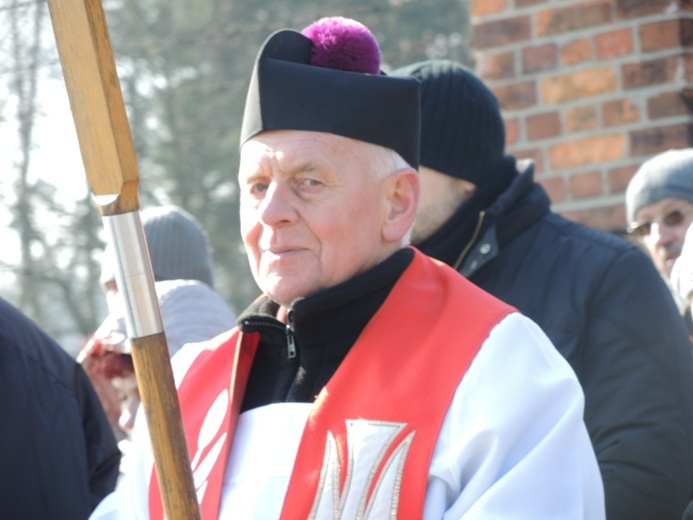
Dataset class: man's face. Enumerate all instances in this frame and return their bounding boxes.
[239,130,399,306]
[632,197,693,277]
[411,166,476,245]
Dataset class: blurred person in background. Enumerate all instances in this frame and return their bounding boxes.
[626,149,693,279]
[392,59,693,519]
[78,204,236,469]
[626,148,693,336]
[670,220,693,520]
[0,296,120,519]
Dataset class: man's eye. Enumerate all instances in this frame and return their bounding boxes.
[299,178,321,187]
[250,182,269,194]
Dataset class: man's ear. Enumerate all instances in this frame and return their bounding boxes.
[382,167,419,244]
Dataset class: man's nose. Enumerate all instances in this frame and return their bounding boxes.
[259,182,297,226]
[650,221,677,246]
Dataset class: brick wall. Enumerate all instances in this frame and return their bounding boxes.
[470,0,693,230]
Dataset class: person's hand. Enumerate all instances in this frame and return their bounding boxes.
[670,223,693,306]
[78,335,129,442]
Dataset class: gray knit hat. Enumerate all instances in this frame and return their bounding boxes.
[100,205,215,288]
[626,149,693,224]
[390,59,505,185]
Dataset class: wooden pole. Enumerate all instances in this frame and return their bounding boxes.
[45,0,201,517]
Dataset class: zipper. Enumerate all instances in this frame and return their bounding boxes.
[240,315,297,359]
[453,210,486,271]
[286,311,297,359]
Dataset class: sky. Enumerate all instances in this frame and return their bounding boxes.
[31,80,89,200]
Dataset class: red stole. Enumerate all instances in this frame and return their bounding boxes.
[148,330,260,520]
[148,249,513,519]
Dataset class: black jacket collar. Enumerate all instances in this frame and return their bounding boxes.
[237,248,414,410]
[416,159,550,275]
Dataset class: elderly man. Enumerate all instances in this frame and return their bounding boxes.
[627,150,693,338]
[626,149,693,280]
[90,17,604,519]
[392,59,693,519]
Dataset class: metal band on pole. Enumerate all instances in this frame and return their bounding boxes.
[103,212,162,338]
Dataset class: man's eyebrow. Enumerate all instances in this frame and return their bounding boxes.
[296,162,316,172]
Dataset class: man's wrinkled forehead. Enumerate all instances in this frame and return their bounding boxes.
[239,130,364,175]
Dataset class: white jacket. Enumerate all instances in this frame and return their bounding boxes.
[91,312,605,519]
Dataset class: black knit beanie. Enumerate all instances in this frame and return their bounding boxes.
[390,59,505,186]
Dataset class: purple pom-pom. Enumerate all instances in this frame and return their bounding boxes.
[301,16,381,75]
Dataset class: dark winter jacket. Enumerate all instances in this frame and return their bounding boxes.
[417,159,693,520]
[0,297,121,520]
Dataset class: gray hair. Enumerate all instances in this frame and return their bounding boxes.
[367,143,412,180]
[367,144,416,246]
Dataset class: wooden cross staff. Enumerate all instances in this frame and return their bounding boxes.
[46,0,201,517]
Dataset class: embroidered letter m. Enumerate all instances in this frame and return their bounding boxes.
[309,420,415,520]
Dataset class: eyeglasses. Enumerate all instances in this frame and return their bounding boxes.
[628,208,693,238]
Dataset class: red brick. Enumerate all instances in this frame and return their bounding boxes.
[522,44,558,74]
[561,39,593,66]
[570,170,604,198]
[476,51,516,81]
[616,0,677,19]
[622,56,680,89]
[609,204,628,230]
[608,164,639,192]
[595,28,633,60]
[685,19,693,46]
[526,111,562,140]
[640,20,693,52]
[602,98,640,127]
[630,123,693,156]
[473,16,532,50]
[687,54,693,81]
[539,175,567,202]
[565,105,598,132]
[648,89,693,119]
[470,0,508,17]
[517,0,547,6]
[639,20,676,52]
[562,205,627,231]
[536,0,613,37]
[541,67,617,104]
[505,117,520,145]
[493,80,538,110]
[548,134,626,168]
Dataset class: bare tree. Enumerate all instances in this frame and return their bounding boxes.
[2,0,107,353]
[6,0,45,321]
